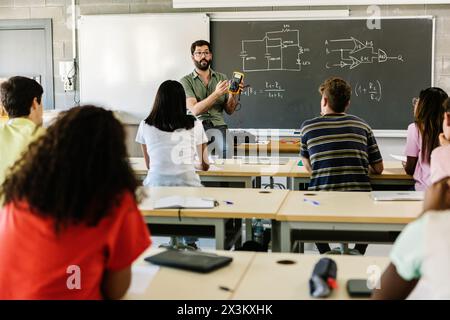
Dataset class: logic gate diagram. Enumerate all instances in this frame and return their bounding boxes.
[325,37,404,70]
[239,25,311,72]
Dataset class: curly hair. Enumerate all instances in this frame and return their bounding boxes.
[415,87,448,163]
[0,105,139,232]
[318,77,352,113]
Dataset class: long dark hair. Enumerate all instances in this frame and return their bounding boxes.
[415,87,448,163]
[145,80,195,132]
[0,105,139,232]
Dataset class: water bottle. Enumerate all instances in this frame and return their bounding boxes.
[253,219,264,244]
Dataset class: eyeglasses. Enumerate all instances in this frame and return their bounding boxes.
[412,97,419,107]
[193,51,211,58]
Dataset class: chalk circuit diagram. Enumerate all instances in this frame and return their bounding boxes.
[325,37,404,70]
[239,25,311,72]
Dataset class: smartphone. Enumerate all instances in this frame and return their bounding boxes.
[228,71,244,94]
[346,279,373,297]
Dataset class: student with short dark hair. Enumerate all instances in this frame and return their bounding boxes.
[136,80,209,187]
[404,87,448,191]
[0,106,151,299]
[300,77,384,254]
[0,76,45,186]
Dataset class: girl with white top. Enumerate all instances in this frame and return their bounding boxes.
[136,80,209,187]
[372,153,450,299]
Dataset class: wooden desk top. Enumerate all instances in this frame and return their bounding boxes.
[124,248,255,300]
[290,160,413,181]
[277,191,422,224]
[139,187,289,219]
[236,139,300,154]
[232,252,389,300]
[130,157,297,177]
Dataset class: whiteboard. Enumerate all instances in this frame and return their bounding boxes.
[78,13,209,124]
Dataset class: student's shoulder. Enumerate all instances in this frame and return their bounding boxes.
[300,116,327,133]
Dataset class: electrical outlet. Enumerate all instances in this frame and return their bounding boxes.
[64,79,74,91]
[59,61,76,92]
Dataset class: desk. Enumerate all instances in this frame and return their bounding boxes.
[124,248,255,300]
[125,249,389,300]
[273,191,422,252]
[232,253,389,300]
[139,187,289,249]
[130,157,296,189]
[290,160,414,190]
[236,139,300,155]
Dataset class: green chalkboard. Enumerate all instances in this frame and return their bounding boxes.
[211,17,434,130]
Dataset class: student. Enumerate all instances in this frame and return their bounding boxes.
[0,106,151,300]
[0,76,45,186]
[372,170,450,299]
[404,87,448,191]
[300,77,384,255]
[136,80,209,187]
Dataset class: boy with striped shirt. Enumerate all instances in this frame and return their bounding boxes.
[300,77,384,254]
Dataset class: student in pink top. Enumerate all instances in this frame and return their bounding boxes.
[404,87,448,191]
[430,97,450,184]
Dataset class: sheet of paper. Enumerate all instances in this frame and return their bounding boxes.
[128,265,160,295]
[390,154,407,162]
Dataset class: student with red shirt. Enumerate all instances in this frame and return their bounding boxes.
[0,105,151,300]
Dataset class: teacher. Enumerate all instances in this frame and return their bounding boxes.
[180,40,241,158]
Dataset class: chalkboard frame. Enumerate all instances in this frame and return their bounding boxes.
[210,13,435,138]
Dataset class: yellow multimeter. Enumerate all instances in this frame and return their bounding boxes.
[228,71,244,95]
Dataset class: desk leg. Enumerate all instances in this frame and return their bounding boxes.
[286,177,293,190]
[245,218,253,242]
[244,177,253,189]
[280,222,292,252]
[254,176,262,189]
[214,219,226,250]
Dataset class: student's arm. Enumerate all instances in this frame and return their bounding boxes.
[186,80,229,116]
[102,267,132,300]
[370,161,384,175]
[195,143,210,171]
[372,263,418,300]
[403,156,418,176]
[140,144,150,170]
[301,157,312,173]
[422,177,450,214]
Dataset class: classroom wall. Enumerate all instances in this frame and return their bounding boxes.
[1,1,450,157]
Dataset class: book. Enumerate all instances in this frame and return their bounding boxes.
[371,191,424,201]
[154,196,215,209]
[390,154,407,162]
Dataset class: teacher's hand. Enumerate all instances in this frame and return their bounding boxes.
[214,80,229,98]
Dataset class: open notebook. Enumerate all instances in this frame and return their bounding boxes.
[154,196,216,209]
[371,191,424,201]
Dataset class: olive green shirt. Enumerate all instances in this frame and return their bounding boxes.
[180,69,228,127]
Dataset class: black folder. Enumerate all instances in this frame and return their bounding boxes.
[144,249,233,273]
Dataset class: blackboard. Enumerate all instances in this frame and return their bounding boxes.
[211,17,434,130]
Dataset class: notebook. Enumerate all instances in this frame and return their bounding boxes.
[145,249,233,273]
[371,191,424,201]
[154,196,215,209]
